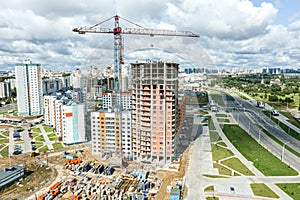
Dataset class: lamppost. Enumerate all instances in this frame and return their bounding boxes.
[281,142,289,162]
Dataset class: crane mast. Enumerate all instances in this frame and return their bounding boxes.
[73,15,199,158]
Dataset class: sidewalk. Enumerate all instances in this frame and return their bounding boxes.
[37,124,54,150]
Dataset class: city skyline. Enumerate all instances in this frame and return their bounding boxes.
[1,0,300,71]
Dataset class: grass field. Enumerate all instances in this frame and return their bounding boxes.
[0,135,5,139]
[43,126,53,132]
[0,139,9,144]
[210,91,225,107]
[204,185,214,192]
[0,146,8,157]
[35,135,45,142]
[210,131,221,142]
[216,114,227,117]
[52,142,63,149]
[280,111,300,129]
[217,118,230,123]
[31,128,41,133]
[38,145,49,152]
[211,145,234,161]
[263,111,300,141]
[208,116,216,130]
[250,183,279,198]
[217,142,227,147]
[206,197,219,200]
[222,124,298,176]
[213,163,232,176]
[276,183,300,200]
[202,174,229,178]
[2,131,9,137]
[221,157,254,176]
[32,132,40,138]
[34,142,44,149]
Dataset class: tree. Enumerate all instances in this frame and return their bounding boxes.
[269,95,278,102]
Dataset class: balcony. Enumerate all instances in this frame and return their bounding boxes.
[142,92,151,96]
[142,87,150,91]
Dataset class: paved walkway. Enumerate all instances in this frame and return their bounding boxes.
[37,124,54,150]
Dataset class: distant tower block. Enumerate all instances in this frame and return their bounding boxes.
[131,61,179,163]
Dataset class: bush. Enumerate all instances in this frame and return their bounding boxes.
[268,95,278,102]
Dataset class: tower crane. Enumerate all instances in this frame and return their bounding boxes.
[73,15,199,93]
[73,15,199,159]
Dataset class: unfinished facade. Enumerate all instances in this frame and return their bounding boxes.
[131,62,179,163]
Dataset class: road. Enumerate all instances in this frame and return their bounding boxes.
[221,92,300,172]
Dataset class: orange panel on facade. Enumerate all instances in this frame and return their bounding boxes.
[66,113,72,117]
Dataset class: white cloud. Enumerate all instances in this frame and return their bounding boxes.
[0,0,299,71]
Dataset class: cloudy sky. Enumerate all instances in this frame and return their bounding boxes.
[1,0,300,71]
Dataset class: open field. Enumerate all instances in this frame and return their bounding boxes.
[222,124,298,176]
[213,163,232,176]
[221,157,254,176]
[31,128,41,133]
[250,183,279,198]
[0,146,8,157]
[276,183,300,200]
[209,131,221,143]
[52,142,63,149]
[43,126,53,132]
[35,135,45,142]
[208,116,216,130]
[210,91,225,107]
[211,145,234,161]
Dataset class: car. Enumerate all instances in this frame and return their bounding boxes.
[230,186,235,193]
[12,150,22,155]
[271,110,279,116]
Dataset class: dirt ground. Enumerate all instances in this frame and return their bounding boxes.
[0,154,56,200]
[156,146,190,200]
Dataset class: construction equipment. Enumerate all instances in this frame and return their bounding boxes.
[29,151,39,157]
[73,15,199,157]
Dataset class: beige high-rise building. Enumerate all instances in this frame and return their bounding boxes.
[131,62,179,163]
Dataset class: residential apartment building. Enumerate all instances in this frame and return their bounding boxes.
[15,60,43,116]
[91,110,131,158]
[102,92,132,110]
[0,81,11,98]
[131,62,179,163]
[43,76,70,95]
[44,89,86,144]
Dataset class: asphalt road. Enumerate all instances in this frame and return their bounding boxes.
[222,92,300,172]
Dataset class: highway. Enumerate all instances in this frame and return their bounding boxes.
[221,91,300,172]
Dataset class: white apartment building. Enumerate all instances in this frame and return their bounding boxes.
[91,110,132,158]
[0,81,11,98]
[15,60,43,116]
[102,92,132,110]
[44,90,86,144]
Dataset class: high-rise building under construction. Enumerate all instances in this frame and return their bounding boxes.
[131,62,179,163]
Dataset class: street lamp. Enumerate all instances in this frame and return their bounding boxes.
[281,142,289,162]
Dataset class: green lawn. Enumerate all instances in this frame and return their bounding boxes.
[280,111,300,129]
[31,128,41,133]
[221,157,254,176]
[263,111,300,141]
[210,131,221,143]
[210,91,225,107]
[34,142,44,149]
[52,143,63,149]
[2,131,9,137]
[211,145,234,161]
[216,114,227,117]
[276,183,300,200]
[43,126,53,132]
[217,142,227,147]
[206,197,219,200]
[35,135,45,142]
[213,163,232,176]
[38,145,49,153]
[0,139,9,144]
[32,132,40,138]
[0,135,5,139]
[202,174,229,178]
[204,185,214,192]
[222,124,298,176]
[47,133,56,138]
[250,183,279,198]
[208,116,216,130]
[48,136,58,141]
[0,146,9,157]
[217,118,230,123]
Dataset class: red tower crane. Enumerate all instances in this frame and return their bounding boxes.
[73,15,199,159]
[73,15,199,92]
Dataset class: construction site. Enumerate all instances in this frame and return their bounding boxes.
[0,142,189,200]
